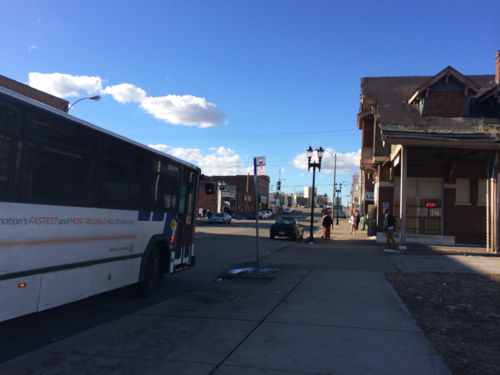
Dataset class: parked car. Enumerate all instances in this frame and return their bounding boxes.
[246,211,264,220]
[259,210,271,219]
[208,212,232,224]
[270,217,304,240]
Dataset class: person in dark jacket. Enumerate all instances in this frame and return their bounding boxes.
[383,208,397,249]
[322,214,334,240]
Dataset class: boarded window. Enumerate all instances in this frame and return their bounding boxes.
[455,178,470,205]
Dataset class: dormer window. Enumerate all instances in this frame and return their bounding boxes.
[407,66,481,118]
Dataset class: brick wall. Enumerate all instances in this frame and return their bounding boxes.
[197,175,270,216]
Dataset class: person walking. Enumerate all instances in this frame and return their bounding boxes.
[383,208,397,249]
[360,213,367,230]
[321,213,333,240]
[349,212,356,234]
[354,210,361,230]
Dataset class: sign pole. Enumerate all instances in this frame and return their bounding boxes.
[253,156,266,271]
[253,171,260,271]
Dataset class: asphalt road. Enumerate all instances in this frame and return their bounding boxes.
[0,217,304,363]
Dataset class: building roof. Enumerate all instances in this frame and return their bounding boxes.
[360,73,500,148]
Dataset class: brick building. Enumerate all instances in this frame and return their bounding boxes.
[358,52,500,250]
[198,175,270,217]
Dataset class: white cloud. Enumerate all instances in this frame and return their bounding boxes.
[28,72,103,98]
[28,45,38,52]
[102,83,146,103]
[148,144,247,175]
[27,72,227,128]
[141,95,227,128]
[293,148,360,174]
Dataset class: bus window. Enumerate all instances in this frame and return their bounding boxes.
[179,171,195,220]
[23,142,95,205]
[152,161,180,210]
[21,118,97,205]
[28,117,98,153]
[102,143,149,209]
[0,105,17,198]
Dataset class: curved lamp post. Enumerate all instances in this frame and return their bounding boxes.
[68,95,101,111]
[307,146,324,243]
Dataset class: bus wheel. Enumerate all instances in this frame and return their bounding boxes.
[138,246,160,297]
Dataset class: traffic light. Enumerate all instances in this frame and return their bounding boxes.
[205,183,215,194]
[277,181,281,191]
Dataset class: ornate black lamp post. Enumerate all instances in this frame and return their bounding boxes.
[335,182,343,225]
[307,146,324,243]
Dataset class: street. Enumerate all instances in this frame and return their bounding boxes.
[0,212,312,364]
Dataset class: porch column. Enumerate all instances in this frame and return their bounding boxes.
[495,151,499,253]
[399,146,407,249]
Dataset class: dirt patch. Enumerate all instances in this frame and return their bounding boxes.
[386,272,500,375]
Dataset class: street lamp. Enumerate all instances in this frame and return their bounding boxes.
[306,146,324,243]
[335,182,343,225]
[68,95,101,111]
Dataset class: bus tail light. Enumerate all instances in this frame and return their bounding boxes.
[18,282,27,289]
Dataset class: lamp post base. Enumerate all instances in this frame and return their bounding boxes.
[308,235,315,244]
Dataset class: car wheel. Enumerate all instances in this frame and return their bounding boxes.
[270,234,275,240]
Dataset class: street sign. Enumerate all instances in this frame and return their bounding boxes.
[254,156,266,176]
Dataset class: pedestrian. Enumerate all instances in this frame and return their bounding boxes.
[349,211,356,234]
[360,213,367,230]
[354,210,361,230]
[321,214,333,239]
[383,208,397,249]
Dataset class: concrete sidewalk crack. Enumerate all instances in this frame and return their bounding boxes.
[209,269,312,375]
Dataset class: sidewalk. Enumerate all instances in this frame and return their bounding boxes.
[0,222,451,374]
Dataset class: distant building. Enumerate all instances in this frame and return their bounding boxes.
[198,175,270,216]
[303,186,316,199]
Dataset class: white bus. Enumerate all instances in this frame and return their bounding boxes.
[0,86,200,322]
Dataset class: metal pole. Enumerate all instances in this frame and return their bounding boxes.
[333,153,337,224]
[308,166,316,243]
[253,174,261,270]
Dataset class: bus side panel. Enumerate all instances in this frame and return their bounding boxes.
[0,203,161,276]
[0,275,41,322]
[37,258,142,312]
[37,268,90,311]
[88,258,141,295]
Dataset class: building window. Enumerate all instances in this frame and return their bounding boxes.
[455,178,470,205]
[477,179,487,206]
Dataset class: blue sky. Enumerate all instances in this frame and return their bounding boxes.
[2,0,499,202]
